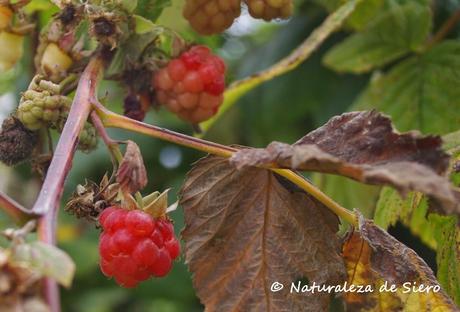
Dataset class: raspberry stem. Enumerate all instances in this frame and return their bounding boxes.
[33,56,105,312]
[0,190,33,223]
[90,110,123,165]
[95,105,357,226]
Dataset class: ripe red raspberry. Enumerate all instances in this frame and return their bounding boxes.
[153,45,226,124]
[245,0,293,21]
[183,0,241,35]
[98,206,180,288]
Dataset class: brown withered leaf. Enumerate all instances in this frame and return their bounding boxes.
[230,111,459,215]
[341,213,458,311]
[180,156,346,312]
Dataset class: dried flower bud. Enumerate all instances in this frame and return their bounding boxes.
[65,175,119,222]
[117,141,148,194]
[454,160,460,173]
[0,117,39,166]
[59,5,77,25]
[89,13,123,50]
[93,17,116,37]
[123,94,147,121]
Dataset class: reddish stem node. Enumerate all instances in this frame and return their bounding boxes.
[0,191,34,223]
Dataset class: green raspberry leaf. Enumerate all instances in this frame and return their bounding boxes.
[323,2,432,73]
[135,0,172,22]
[353,41,460,134]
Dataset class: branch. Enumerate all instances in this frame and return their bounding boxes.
[32,57,104,217]
[96,107,357,226]
[428,9,460,47]
[90,111,123,164]
[32,56,105,312]
[0,191,34,223]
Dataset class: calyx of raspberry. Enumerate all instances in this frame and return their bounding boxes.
[153,45,226,124]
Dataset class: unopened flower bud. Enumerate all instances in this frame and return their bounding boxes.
[0,6,13,31]
[0,31,24,71]
[40,43,73,82]
[117,141,148,194]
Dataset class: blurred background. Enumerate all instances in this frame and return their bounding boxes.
[0,0,458,311]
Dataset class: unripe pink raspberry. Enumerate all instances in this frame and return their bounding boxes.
[153,45,226,124]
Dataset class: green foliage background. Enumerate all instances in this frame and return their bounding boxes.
[0,0,459,311]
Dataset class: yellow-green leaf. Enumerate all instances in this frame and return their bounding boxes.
[12,241,76,288]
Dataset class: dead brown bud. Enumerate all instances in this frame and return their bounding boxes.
[117,141,148,194]
[0,117,39,166]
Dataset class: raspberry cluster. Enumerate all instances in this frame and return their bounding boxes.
[245,0,293,21]
[78,122,98,152]
[16,76,98,152]
[98,207,180,288]
[183,0,241,35]
[17,79,71,131]
[182,0,293,35]
[153,45,226,124]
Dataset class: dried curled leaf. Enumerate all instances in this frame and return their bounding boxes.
[11,242,75,288]
[0,246,49,311]
[180,156,346,311]
[230,111,459,215]
[341,213,458,311]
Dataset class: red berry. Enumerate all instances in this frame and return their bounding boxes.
[133,239,160,267]
[126,210,155,237]
[168,59,187,81]
[102,208,127,233]
[157,218,174,240]
[149,248,172,277]
[150,228,164,248]
[100,259,114,277]
[99,206,118,228]
[98,206,180,288]
[99,233,116,260]
[153,45,226,124]
[165,238,180,260]
[112,229,136,254]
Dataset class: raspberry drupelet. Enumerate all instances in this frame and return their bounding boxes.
[98,206,180,288]
[153,45,226,124]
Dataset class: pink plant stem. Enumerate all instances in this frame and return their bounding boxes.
[0,190,33,223]
[32,56,104,312]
